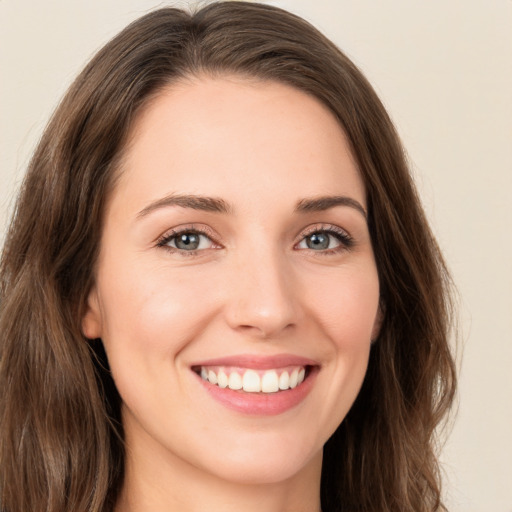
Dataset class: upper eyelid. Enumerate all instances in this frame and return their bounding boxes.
[295,223,351,241]
[155,224,220,247]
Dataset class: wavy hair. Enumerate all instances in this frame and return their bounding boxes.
[0,2,456,511]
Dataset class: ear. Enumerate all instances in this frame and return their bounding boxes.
[370,302,385,343]
[82,286,103,339]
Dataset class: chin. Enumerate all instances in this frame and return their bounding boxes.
[191,429,324,486]
[209,454,320,486]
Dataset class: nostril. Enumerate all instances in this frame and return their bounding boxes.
[235,322,295,339]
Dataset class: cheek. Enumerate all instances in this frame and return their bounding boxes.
[307,270,378,431]
[95,263,220,424]
[97,260,219,358]
[306,265,380,349]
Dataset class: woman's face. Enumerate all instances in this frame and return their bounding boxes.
[82,77,381,486]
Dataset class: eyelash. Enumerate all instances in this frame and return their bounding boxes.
[156,223,354,256]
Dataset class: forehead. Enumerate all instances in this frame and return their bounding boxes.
[112,76,365,214]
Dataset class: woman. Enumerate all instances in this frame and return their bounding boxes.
[0,2,456,511]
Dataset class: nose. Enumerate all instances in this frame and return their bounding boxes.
[223,246,300,339]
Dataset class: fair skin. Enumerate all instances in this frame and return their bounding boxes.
[82,76,381,512]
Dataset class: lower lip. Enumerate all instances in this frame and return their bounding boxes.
[194,368,318,416]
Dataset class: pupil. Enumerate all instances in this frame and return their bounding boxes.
[176,233,199,250]
[307,233,329,250]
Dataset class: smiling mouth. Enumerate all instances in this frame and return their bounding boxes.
[192,365,313,393]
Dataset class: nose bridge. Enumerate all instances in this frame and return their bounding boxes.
[224,237,298,337]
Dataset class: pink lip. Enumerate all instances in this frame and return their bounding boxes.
[191,354,320,416]
[191,353,318,370]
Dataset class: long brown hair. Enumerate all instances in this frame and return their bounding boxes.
[0,3,456,511]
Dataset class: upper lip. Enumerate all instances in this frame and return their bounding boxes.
[191,353,319,370]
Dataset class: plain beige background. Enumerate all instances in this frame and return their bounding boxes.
[1,1,511,510]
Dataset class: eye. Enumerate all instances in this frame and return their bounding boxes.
[296,227,353,253]
[157,228,218,253]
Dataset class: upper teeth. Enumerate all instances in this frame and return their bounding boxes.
[199,366,306,393]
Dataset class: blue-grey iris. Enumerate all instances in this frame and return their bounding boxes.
[307,233,329,250]
[176,233,200,250]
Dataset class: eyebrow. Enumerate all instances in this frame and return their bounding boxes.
[137,193,366,219]
[137,194,232,218]
[295,196,367,219]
